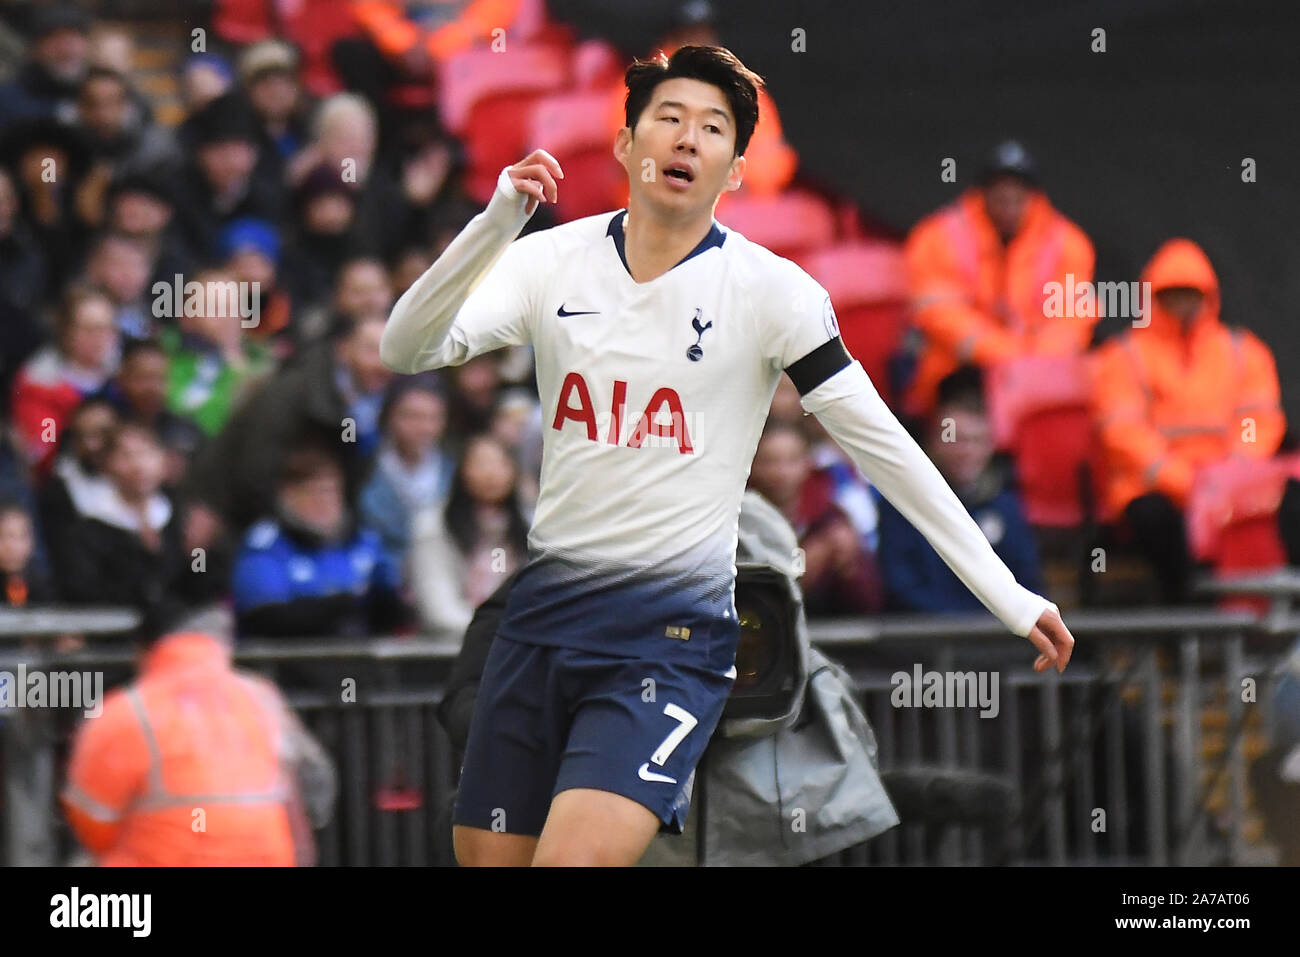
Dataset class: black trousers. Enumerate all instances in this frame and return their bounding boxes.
[1124,492,1193,604]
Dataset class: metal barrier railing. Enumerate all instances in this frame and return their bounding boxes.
[1,605,1293,866]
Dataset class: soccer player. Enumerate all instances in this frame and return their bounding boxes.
[380,45,1075,866]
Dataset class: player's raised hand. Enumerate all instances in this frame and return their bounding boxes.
[1025,605,1075,674]
[507,149,564,214]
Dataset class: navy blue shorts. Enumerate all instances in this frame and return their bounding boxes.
[452,634,737,836]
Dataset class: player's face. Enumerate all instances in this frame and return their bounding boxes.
[617,77,745,216]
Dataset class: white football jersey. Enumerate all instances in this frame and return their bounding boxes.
[382,171,1051,657]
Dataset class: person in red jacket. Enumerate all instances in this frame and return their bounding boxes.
[10,283,119,477]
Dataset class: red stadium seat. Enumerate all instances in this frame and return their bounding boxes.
[801,242,907,405]
[987,355,1101,528]
[528,90,625,221]
[1186,458,1289,570]
[714,189,836,262]
[439,45,571,203]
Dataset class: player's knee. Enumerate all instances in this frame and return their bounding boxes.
[453,826,536,866]
[530,843,636,867]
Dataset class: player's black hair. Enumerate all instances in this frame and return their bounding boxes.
[624,45,763,157]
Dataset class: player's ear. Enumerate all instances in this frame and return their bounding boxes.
[724,153,747,193]
[613,126,632,166]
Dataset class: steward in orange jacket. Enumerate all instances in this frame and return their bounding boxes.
[61,608,336,866]
[903,141,1096,417]
[1091,238,1284,514]
[1090,238,1285,599]
[352,0,523,69]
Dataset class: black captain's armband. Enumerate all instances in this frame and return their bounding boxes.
[785,337,852,396]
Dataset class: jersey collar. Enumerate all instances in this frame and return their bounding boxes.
[606,210,726,280]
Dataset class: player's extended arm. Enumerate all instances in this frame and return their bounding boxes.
[808,360,1073,672]
[379,150,562,374]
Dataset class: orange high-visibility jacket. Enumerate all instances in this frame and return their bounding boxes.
[352,0,522,64]
[1090,238,1285,519]
[903,188,1097,416]
[603,58,797,206]
[62,632,307,866]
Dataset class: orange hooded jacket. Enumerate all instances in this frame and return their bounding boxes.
[1090,238,1285,518]
[352,0,523,65]
[61,632,311,866]
[903,188,1097,416]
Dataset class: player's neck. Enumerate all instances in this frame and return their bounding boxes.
[621,200,715,284]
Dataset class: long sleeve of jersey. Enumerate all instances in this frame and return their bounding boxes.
[380,168,537,374]
[805,360,1051,637]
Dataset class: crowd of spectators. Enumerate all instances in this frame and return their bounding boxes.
[0,0,1295,656]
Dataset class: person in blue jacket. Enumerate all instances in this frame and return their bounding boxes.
[876,366,1045,613]
[232,441,408,639]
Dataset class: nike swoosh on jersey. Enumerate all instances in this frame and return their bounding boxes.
[637,763,677,784]
[557,303,600,317]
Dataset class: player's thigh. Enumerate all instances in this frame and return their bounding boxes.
[531,788,661,867]
[452,637,568,841]
[453,825,539,867]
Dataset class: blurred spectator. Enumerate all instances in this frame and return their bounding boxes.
[232,444,407,638]
[62,604,337,865]
[360,376,454,561]
[282,163,363,305]
[237,40,310,173]
[172,91,282,261]
[102,339,204,486]
[444,353,501,447]
[489,388,541,511]
[336,255,394,322]
[748,420,883,617]
[82,231,154,339]
[38,396,117,575]
[0,499,51,606]
[410,434,530,634]
[286,93,412,260]
[103,170,197,288]
[219,217,295,355]
[0,162,48,400]
[56,422,183,607]
[902,139,1096,418]
[876,367,1045,613]
[10,284,118,476]
[390,244,435,297]
[159,269,274,437]
[178,53,234,114]
[187,313,393,532]
[0,3,90,128]
[0,115,93,290]
[1090,238,1285,602]
[73,67,178,182]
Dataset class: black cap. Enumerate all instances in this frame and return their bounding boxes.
[31,4,92,39]
[979,139,1039,186]
[188,91,260,147]
[108,166,176,207]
